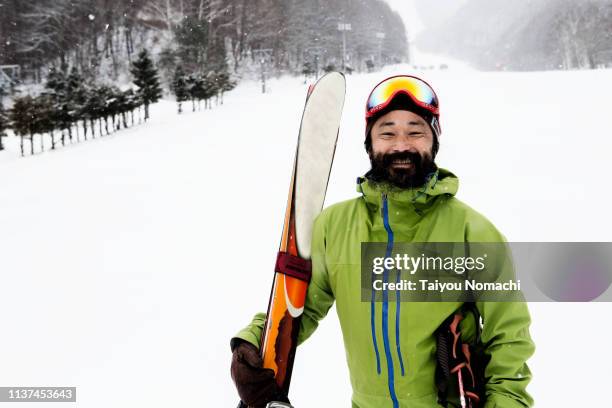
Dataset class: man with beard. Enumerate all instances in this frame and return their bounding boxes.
[365,96,438,190]
[230,75,535,408]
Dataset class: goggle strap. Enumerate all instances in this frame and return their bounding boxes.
[431,116,441,137]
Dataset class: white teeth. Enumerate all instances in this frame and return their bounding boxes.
[393,159,411,164]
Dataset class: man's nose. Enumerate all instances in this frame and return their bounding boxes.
[391,136,415,152]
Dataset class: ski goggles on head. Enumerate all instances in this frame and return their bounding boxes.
[365,75,440,119]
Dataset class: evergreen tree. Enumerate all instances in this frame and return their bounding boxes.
[123,89,139,126]
[190,75,207,111]
[57,99,72,146]
[323,63,337,73]
[36,94,59,150]
[84,88,105,137]
[45,66,67,99]
[172,66,188,114]
[216,71,236,105]
[115,90,129,129]
[185,74,198,112]
[97,85,114,134]
[174,16,208,72]
[0,100,8,151]
[301,61,315,83]
[31,94,56,152]
[44,65,76,144]
[66,67,82,95]
[203,72,218,109]
[66,67,88,132]
[130,49,162,120]
[106,86,122,131]
[9,96,35,156]
[62,66,88,142]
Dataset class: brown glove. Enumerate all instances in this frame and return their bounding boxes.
[230,339,290,408]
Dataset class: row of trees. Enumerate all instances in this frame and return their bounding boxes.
[0,101,7,151]
[171,67,236,113]
[2,50,162,156]
[9,86,145,156]
[1,48,237,156]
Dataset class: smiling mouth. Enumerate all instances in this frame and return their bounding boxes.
[391,159,413,168]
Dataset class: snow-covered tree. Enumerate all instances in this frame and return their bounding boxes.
[216,71,236,104]
[174,15,208,72]
[172,66,189,114]
[65,67,89,140]
[130,49,162,120]
[549,0,612,69]
[0,100,8,151]
[45,65,67,98]
[9,96,35,156]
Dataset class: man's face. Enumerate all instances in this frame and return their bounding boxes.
[368,110,437,188]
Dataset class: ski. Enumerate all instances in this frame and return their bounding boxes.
[239,72,346,408]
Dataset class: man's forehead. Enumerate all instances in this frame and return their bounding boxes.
[377,119,426,128]
[375,110,427,128]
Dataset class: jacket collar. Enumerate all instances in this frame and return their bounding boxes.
[356,167,459,212]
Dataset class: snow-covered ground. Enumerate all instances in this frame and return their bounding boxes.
[1,63,611,407]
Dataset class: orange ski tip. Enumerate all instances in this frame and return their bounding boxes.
[285,276,308,309]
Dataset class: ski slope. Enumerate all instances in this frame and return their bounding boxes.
[1,64,611,407]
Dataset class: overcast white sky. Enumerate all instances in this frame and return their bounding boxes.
[383,0,469,37]
[381,0,472,65]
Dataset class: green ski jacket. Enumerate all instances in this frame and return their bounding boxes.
[235,168,535,408]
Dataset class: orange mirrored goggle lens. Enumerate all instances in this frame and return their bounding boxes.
[366,76,439,118]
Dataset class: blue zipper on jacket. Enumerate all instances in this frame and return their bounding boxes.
[381,193,403,408]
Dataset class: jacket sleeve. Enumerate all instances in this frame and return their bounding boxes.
[232,211,335,349]
[476,301,534,408]
[466,214,535,408]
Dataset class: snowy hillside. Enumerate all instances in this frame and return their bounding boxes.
[1,64,611,407]
[414,0,612,71]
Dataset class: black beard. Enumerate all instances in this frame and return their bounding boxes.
[367,150,437,189]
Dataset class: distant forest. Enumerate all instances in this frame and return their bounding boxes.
[0,0,408,89]
[417,0,612,71]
